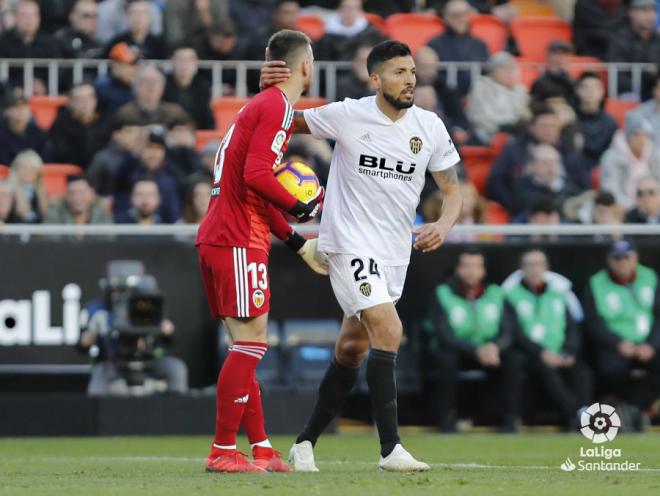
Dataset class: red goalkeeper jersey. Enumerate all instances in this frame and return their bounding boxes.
[196,86,298,252]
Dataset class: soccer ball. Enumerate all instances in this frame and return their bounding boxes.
[273,161,320,203]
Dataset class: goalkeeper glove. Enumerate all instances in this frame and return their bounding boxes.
[285,233,329,275]
[288,187,324,223]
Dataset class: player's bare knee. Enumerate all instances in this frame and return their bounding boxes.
[336,339,368,368]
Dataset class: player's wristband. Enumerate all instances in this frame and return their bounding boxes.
[284,231,306,252]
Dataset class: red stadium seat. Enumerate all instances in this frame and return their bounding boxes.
[294,97,328,110]
[510,17,572,62]
[211,97,249,136]
[0,164,9,180]
[385,13,444,54]
[605,99,639,129]
[42,164,83,197]
[195,130,224,151]
[490,132,510,156]
[470,14,508,54]
[484,201,510,224]
[297,14,325,41]
[364,12,387,35]
[29,95,69,130]
[460,146,495,194]
[591,167,601,191]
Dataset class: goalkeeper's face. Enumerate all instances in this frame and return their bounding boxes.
[373,55,416,110]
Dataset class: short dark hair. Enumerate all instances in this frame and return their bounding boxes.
[170,42,198,57]
[576,71,602,85]
[520,246,547,263]
[366,40,412,74]
[133,176,159,192]
[595,191,616,207]
[267,29,311,67]
[529,102,556,122]
[66,174,87,185]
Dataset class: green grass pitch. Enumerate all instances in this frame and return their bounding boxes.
[1,434,659,495]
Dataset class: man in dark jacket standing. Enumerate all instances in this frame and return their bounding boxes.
[606,0,660,100]
[573,0,626,60]
[426,0,489,97]
[426,249,522,433]
[163,44,215,130]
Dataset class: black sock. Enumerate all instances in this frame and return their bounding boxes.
[367,348,400,458]
[296,357,359,446]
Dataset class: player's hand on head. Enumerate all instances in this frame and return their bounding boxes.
[298,238,329,275]
[289,186,324,223]
[260,60,290,90]
[412,221,448,253]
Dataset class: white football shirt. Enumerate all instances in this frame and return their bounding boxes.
[304,96,460,266]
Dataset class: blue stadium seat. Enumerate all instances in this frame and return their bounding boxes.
[281,319,341,390]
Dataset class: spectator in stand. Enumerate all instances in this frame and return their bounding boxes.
[466,52,530,145]
[583,240,660,430]
[115,64,191,128]
[164,0,231,45]
[104,0,168,60]
[230,0,287,46]
[315,0,385,61]
[165,117,204,190]
[600,114,660,210]
[180,179,212,224]
[0,0,61,90]
[55,0,102,59]
[415,46,471,144]
[188,139,219,186]
[426,248,522,433]
[505,248,592,429]
[361,0,414,18]
[422,180,486,242]
[512,197,561,225]
[573,0,626,60]
[115,177,163,224]
[530,41,577,107]
[606,0,660,101]
[336,45,374,101]
[414,85,441,114]
[531,80,580,154]
[86,114,142,197]
[0,93,48,165]
[427,0,490,98]
[163,44,215,130]
[626,72,660,147]
[96,0,163,44]
[193,19,243,61]
[574,72,618,170]
[564,190,625,226]
[35,0,75,34]
[49,83,113,170]
[43,175,113,225]
[112,128,180,223]
[95,42,140,113]
[625,176,660,223]
[6,150,48,223]
[512,144,582,216]
[0,180,19,224]
[486,105,589,212]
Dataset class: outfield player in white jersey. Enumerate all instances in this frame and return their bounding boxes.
[262,40,462,472]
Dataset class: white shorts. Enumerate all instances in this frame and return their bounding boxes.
[328,253,408,318]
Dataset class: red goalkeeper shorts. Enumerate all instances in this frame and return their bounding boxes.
[197,244,270,319]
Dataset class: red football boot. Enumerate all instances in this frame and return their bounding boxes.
[252,447,293,473]
[206,449,267,474]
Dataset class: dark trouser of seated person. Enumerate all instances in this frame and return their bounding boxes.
[427,249,523,433]
[506,249,593,429]
[583,240,660,430]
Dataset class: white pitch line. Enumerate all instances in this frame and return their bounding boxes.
[5,456,660,472]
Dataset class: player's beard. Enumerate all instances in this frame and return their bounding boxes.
[383,88,414,110]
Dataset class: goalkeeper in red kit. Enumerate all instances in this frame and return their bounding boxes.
[195,30,327,474]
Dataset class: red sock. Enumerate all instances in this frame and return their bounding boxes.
[242,373,269,447]
[212,341,267,449]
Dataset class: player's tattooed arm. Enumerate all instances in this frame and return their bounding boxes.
[413,166,463,253]
[293,110,311,134]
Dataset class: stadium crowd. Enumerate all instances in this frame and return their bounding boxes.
[0,0,658,228]
[0,0,657,432]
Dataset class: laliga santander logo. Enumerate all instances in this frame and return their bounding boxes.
[580,403,621,444]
